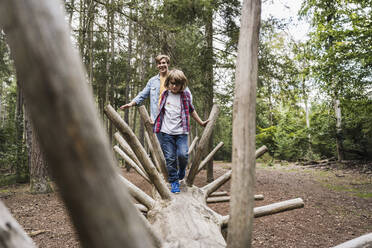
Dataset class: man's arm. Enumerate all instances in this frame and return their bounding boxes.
[120,78,152,110]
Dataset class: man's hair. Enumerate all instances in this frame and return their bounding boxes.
[155,54,170,65]
[165,69,188,91]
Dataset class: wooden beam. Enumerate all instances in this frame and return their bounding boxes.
[197,141,224,173]
[187,104,219,186]
[202,170,232,197]
[104,104,171,200]
[207,194,263,203]
[188,136,199,155]
[114,146,150,183]
[332,233,372,248]
[114,132,146,175]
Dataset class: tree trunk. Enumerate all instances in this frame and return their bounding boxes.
[29,121,52,194]
[0,1,154,247]
[227,0,261,247]
[335,98,344,161]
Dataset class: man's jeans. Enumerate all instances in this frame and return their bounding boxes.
[159,132,188,183]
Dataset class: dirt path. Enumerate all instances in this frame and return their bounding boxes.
[1,162,371,247]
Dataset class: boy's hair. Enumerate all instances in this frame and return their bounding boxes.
[155,54,170,65]
[165,69,188,91]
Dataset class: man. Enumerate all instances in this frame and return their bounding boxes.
[120,54,170,121]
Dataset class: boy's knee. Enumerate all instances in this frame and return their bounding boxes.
[178,151,188,162]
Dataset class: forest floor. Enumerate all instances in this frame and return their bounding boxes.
[1,161,371,248]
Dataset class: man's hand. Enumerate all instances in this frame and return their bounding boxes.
[120,102,135,110]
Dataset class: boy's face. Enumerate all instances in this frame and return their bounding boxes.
[157,58,169,75]
[169,80,182,94]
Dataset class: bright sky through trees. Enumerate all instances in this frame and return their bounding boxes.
[261,0,310,41]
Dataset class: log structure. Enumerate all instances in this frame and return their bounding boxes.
[105,105,304,248]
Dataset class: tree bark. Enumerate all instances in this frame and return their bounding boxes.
[29,121,52,194]
[227,0,261,247]
[0,1,154,247]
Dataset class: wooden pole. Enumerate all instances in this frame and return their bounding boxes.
[104,104,171,200]
[0,1,154,247]
[187,104,219,186]
[114,146,150,183]
[332,233,372,248]
[197,141,224,173]
[138,106,168,180]
[227,0,261,247]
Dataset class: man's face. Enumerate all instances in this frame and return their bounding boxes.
[157,58,169,74]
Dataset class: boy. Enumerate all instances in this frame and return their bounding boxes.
[154,69,208,193]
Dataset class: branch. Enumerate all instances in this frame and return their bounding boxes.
[188,136,199,155]
[187,104,220,186]
[221,198,304,228]
[197,142,224,173]
[139,106,168,181]
[104,104,171,200]
[114,146,150,183]
[202,170,232,197]
[0,201,37,248]
[118,175,155,210]
[114,132,147,176]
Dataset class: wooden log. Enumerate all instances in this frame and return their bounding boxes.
[118,175,155,210]
[221,198,304,227]
[332,233,372,248]
[114,132,146,176]
[0,1,154,247]
[202,170,232,197]
[227,0,261,247]
[197,141,224,173]
[209,191,228,197]
[188,136,199,155]
[147,184,226,248]
[138,106,168,181]
[114,146,150,183]
[254,198,304,218]
[187,104,219,186]
[0,200,37,248]
[255,145,268,159]
[104,104,171,200]
[135,204,148,213]
[207,195,264,203]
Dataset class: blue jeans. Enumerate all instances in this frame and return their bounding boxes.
[159,132,188,183]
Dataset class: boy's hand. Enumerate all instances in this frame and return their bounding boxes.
[201,119,210,127]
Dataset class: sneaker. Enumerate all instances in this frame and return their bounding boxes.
[170,181,180,194]
[178,169,186,180]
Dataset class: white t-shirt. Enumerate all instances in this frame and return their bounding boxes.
[160,92,185,135]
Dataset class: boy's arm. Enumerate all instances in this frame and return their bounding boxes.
[191,110,209,127]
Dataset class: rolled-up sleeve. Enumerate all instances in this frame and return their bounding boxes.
[133,80,151,105]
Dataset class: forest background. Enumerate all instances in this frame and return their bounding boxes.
[0,0,371,186]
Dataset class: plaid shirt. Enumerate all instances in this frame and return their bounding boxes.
[154,90,194,133]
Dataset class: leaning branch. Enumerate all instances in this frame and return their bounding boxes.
[188,136,199,155]
[114,132,146,175]
[114,146,150,183]
[187,104,220,186]
[138,106,168,180]
[118,175,155,210]
[202,170,232,197]
[104,104,171,200]
[197,142,224,173]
